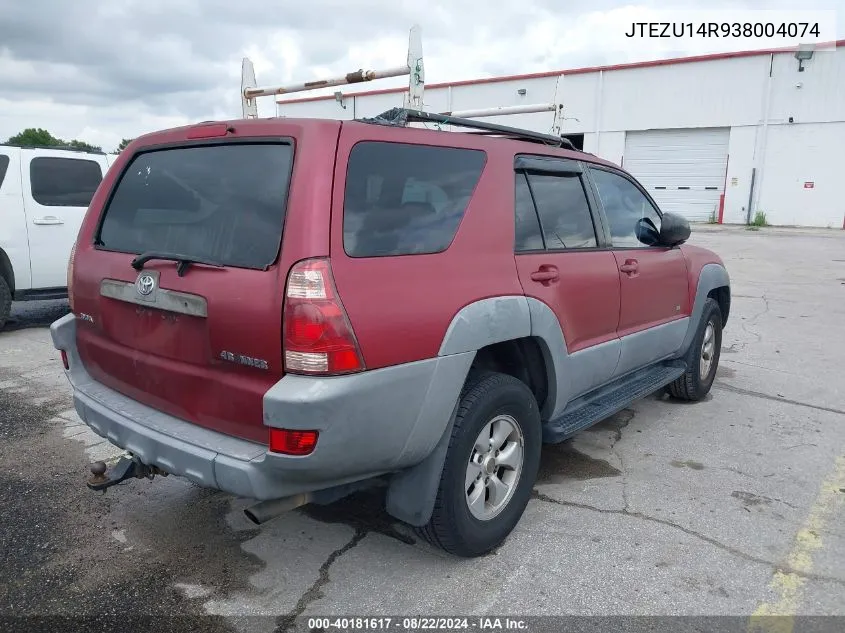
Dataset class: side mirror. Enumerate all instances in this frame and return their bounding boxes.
[656,212,690,247]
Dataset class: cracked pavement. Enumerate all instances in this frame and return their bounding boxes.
[1,225,844,628]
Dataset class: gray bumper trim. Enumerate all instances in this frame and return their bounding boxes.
[50,313,473,500]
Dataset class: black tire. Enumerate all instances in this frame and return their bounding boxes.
[668,297,722,401]
[0,275,11,330]
[417,371,541,557]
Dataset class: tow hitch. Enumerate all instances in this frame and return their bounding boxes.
[87,454,168,491]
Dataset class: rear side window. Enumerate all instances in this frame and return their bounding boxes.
[525,172,597,249]
[343,142,486,257]
[0,155,9,189]
[97,143,293,270]
[30,157,103,207]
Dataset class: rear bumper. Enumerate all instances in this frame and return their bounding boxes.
[51,313,472,500]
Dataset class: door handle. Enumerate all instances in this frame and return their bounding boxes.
[33,216,64,225]
[530,265,559,283]
[619,259,639,275]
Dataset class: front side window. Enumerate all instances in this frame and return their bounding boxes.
[343,142,486,257]
[590,168,662,247]
[30,157,103,207]
[524,172,597,249]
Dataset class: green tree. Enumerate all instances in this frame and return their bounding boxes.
[6,127,64,147]
[5,128,102,152]
[66,139,102,153]
[116,138,134,152]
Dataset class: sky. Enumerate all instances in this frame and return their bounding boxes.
[0,0,841,153]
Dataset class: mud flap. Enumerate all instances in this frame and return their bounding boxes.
[384,402,458,527]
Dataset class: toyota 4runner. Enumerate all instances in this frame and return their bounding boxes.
[51,108,730,557]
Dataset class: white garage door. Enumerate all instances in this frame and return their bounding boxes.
[623,128,730,222]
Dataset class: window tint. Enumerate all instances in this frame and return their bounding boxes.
[98,143,293,270]
[590,168,662,247]
[514,172,544,251]
[343,142,486,257]
[30,157,103,207]
[0,155,9,190]
[525,172,597,249]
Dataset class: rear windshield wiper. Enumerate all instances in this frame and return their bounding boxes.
[131,251,224,277]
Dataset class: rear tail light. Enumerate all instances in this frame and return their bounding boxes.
[268,428,319,455]
[67,241,77,312]
[283,258,365,375]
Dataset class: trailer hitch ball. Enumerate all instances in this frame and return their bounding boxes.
[86,455,163,491]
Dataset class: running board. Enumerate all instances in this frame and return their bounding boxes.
[543,363,686,444]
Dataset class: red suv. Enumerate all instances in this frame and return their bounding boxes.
[51,109,730,557]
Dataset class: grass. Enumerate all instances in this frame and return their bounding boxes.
[746,211,769,230]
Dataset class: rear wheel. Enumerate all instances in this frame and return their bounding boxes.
[0,275,11,330]
[668,298,722,401]
[417,372,541,557]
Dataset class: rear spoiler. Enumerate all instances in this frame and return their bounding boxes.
[241,25,425,118]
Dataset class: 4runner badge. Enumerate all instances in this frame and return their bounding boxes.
[220,351,269,370]
[136,273,156,296]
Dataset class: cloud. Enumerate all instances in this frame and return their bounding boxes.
[0,0,840,152]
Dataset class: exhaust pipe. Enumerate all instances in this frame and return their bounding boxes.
[244,493,311,525]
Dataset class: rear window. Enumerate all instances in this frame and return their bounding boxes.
[30,157,103,207]
[343,142,486,257]
[97,143,293,270]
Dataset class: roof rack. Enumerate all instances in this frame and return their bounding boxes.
[439,103,559,119]
[0,143,106,155]
[360,108,577,151]
[241,25,424,118]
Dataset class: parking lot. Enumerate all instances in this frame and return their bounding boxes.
[1,225,843,630]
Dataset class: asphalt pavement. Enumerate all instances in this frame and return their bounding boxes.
[1,225,844,633]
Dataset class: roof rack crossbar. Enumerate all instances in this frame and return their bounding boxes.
[362,108,576,150]
[241,25,424,118]
[439,103,558,119]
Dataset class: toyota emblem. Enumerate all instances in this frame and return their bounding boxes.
[136,273,156,296]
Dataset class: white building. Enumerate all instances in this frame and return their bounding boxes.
[277,41,845,228]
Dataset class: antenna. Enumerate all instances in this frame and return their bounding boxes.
[241,25,424,118]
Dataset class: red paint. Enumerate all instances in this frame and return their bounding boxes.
[718,195,725,224]
[613,249,691,338]
[278,40,845,107]
[515,251,621,353]
[679,245,727,308]
[329,124,525,368]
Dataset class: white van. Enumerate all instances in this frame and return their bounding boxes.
[0,145,116,328]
